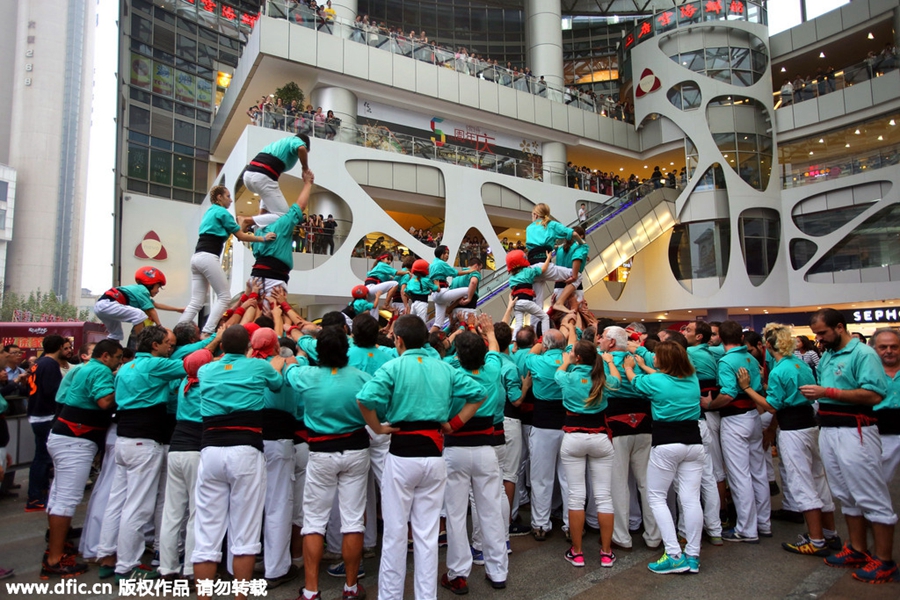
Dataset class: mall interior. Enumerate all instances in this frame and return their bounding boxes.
[115,0,900,339]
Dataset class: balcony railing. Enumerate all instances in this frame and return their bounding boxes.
[774,55,899,109]
[781,141,900,189]
[262,0,630,122]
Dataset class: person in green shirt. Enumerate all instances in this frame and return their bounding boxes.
[736,324,838,558]
[799,308,895,584]
[243,133,312,228]
[624,341,703,575]
[507,250,551,338]
[406,259,439,323]
[525,203,583,308]
[872,328,900,482]
[93,267,184,343]
[429,245,478,332]
[364,252,408,301]
[550,226,588,314]
[448,256,482,324]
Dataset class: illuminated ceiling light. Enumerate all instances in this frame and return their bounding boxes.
[643,165,648,169]
[516,232,520,236]
[619,167,624,171]
[855,129,861,134]
[845,143,850,148]
[723,154,728,157]
[890,119,896,126]
[744,308,749,311]
[868,32,875,40]
[818,138,824,143]
[780,66,786,72]
[809,151,814,155]
[878,135,884,141]
[687,310,692,313]
[670,162,674,165]
[819,52,825,58]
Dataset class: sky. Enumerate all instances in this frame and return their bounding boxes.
[79,0,850,294]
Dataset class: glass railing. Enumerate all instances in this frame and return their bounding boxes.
[254,106,555,182]
[476,182,683,304]
[781,141,900,189]
[262,0,631,122]
[774,55,899,109]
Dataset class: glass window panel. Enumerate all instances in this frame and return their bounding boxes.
[732,70,755,87]
[173,119,194,145]
[173,155,193,189]
[127,179,149,193]
[667,87,683,110]
[793,204,875,236]
[173,143,193,156]
[751,49,767,72]
[155,6,175,25]
[195,127,211,149]
[197,43,216,68]
[713,133,736,151]
[128,144,149,180]
[149,184,171,198]
[737,133,756,152]
[151,137,172,150]
[128,131,150,145]
[130,105,151,134]
[0,181,7,203]
[744,237,765,275]
[705,48,730,69]
[738,153,761,189]
[790,239,818,269]
[149,150,172,185]
[683,85,702,109]
[174,103,195,119]
[177,34,196,62]
[709,69,731,83]
[131,53,153,90]
[195,160,208,191]
[765,238,779,273]
[153,49,175,65]
[742,217,765,238]
[198,25,218,43]
[172,188,194,202]
[731,47,750,70]
[177,17,197,34]
[133,14,153,44]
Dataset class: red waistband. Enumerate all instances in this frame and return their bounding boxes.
[307,431,353,443]
[447,426,495,438]
[394,429,444,452]
[57,417,107,435]
[606,413,648,427]
[250,160,280,179]
[207,425,263,433]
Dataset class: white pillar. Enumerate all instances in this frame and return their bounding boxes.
[331,0,357,40]
[525,0,564,90]
[310,86,357,143]
[542,141,567,187]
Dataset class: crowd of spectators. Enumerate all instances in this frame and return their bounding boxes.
[565,163,686,195]
[248,95,342,140]
[779,42,897,106]
[291,213,338,255]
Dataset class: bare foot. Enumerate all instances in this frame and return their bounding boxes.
[551,304,573,314]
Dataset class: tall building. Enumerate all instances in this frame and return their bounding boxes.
[113,0,900,333]
[0,0,96,302]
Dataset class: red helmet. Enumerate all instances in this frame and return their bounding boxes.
[505,250,529,273]
[411,259,430,276]
[135,266,166,287]
[351,284,369,300]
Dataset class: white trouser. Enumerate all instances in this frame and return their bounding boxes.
[720,411,771,537]
[181,252,231,334]
[647,443,705,558]
[704,412,726,482]
[248,276,288,299]
[433,287,469,329]
[80,425,118,559]
[513,300,549,338]
[47,434,98,517]
[472,443,511,548]
[819,426,897,524]
[98,438,130,560]
[410,300,429,323]
[610,433,659,548]
[444,446,508,582]
[158,450,200,577]
[696,420,722,536]
[379,454,445,600]
[244,171,288,227]
[881,434,900,483]
[292,442,309,528]
[501,418,523,483]
[303,449,369,536]
[760,412,776,482]
[531,262,572,308]
[114,437,165,574]
[93,300,148,341]
[513,424,532,518]
[776,427,833,513]
[192,445,267,563]
[366,281,398,303]
[152,445,169,552]
[528,427,567,530]
[264,439,295,578]
[778,453,800,512]
[560,432,615,514]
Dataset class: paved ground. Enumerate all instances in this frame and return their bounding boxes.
[1,465,898,599]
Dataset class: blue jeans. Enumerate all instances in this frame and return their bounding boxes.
[28,420,53,504]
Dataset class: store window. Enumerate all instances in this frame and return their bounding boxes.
[149,150,172,185]
[739,208,780,285]
[128,143,149,180]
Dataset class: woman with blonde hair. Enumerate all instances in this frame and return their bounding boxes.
[179,185,276,335]
[738,324,838,557]
[525,203,584,310]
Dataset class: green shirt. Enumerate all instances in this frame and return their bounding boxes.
[251,203,304,269]
[555,364,607,414]
[604,350,643,399]
[428,258,457,285]
[555,242,588,269]
[115,353,186,410]
[263,356,298,414]
[509,266,543,288]
[260,136,306,172]
[876,370,900,411]
[198,354,283,417]
[406,275,437,296]
[118,284,154,311]
[687,344,719,381]
[450,271,480,290]
[452,352,504,422]
[357,348,485,424]
[64,359,116,411]
[525,349,565,401]
[765,355,815,411]
[497,352,522,413]
[348,342,392,376]
[286,364,371,435]
[717,346,761,399]
[56,362,87,406]
[176,379,202,423]
[199,204,240,238]
[297,335,318,363]
[351,299,374,314]
[817,338,887,405]
[171,335,216,361]
[526,220,573,250]
[631,372,701,422]
[366,261,398,282]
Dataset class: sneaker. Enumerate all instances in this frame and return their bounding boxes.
[98,564,116,579]
[300,590,321,600]
[327,562,366,579]
[25,500,46,513]
[648,552,690,574]
[440,573,469,595]
[722,529,759,544]
[506,541,512,555]
[707,534,723,546]
[0,567,14,580]
[509,523,532,537]
[471,546,484,566]
[852,558,899,584]
[769,481,781,496]
[362,547,377,559]
[782,534,830,557]
[533,528,548,542]
[771,509,805,524]
[600,550,616,568]
[485,575,506,589]
[825,544,870,569]
[343,582,367,599]
[564,547,584,567]
[759,530,773,538]
[685,555,699,574]
[151,550,160,567]
[40,554,88,579]
[825,535,843,551]
[438,531,448,548]
[266,563,300,589]
[115,564,158,581]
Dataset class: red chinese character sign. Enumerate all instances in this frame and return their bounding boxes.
[729,1,745,15]
[680,4,698,19]
[635,68,661,98]
[705,1,723,14]
[638,21,653,38]
[657,11,673,28]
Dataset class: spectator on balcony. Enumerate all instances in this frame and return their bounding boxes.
[780,79,793,106]
[313,106,326,138]
[651,166,663,189]
[322,214,337,255]
[880,42,897,72]
[324,110,341,140]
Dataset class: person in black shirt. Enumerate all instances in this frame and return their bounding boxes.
[322,214,337,255]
